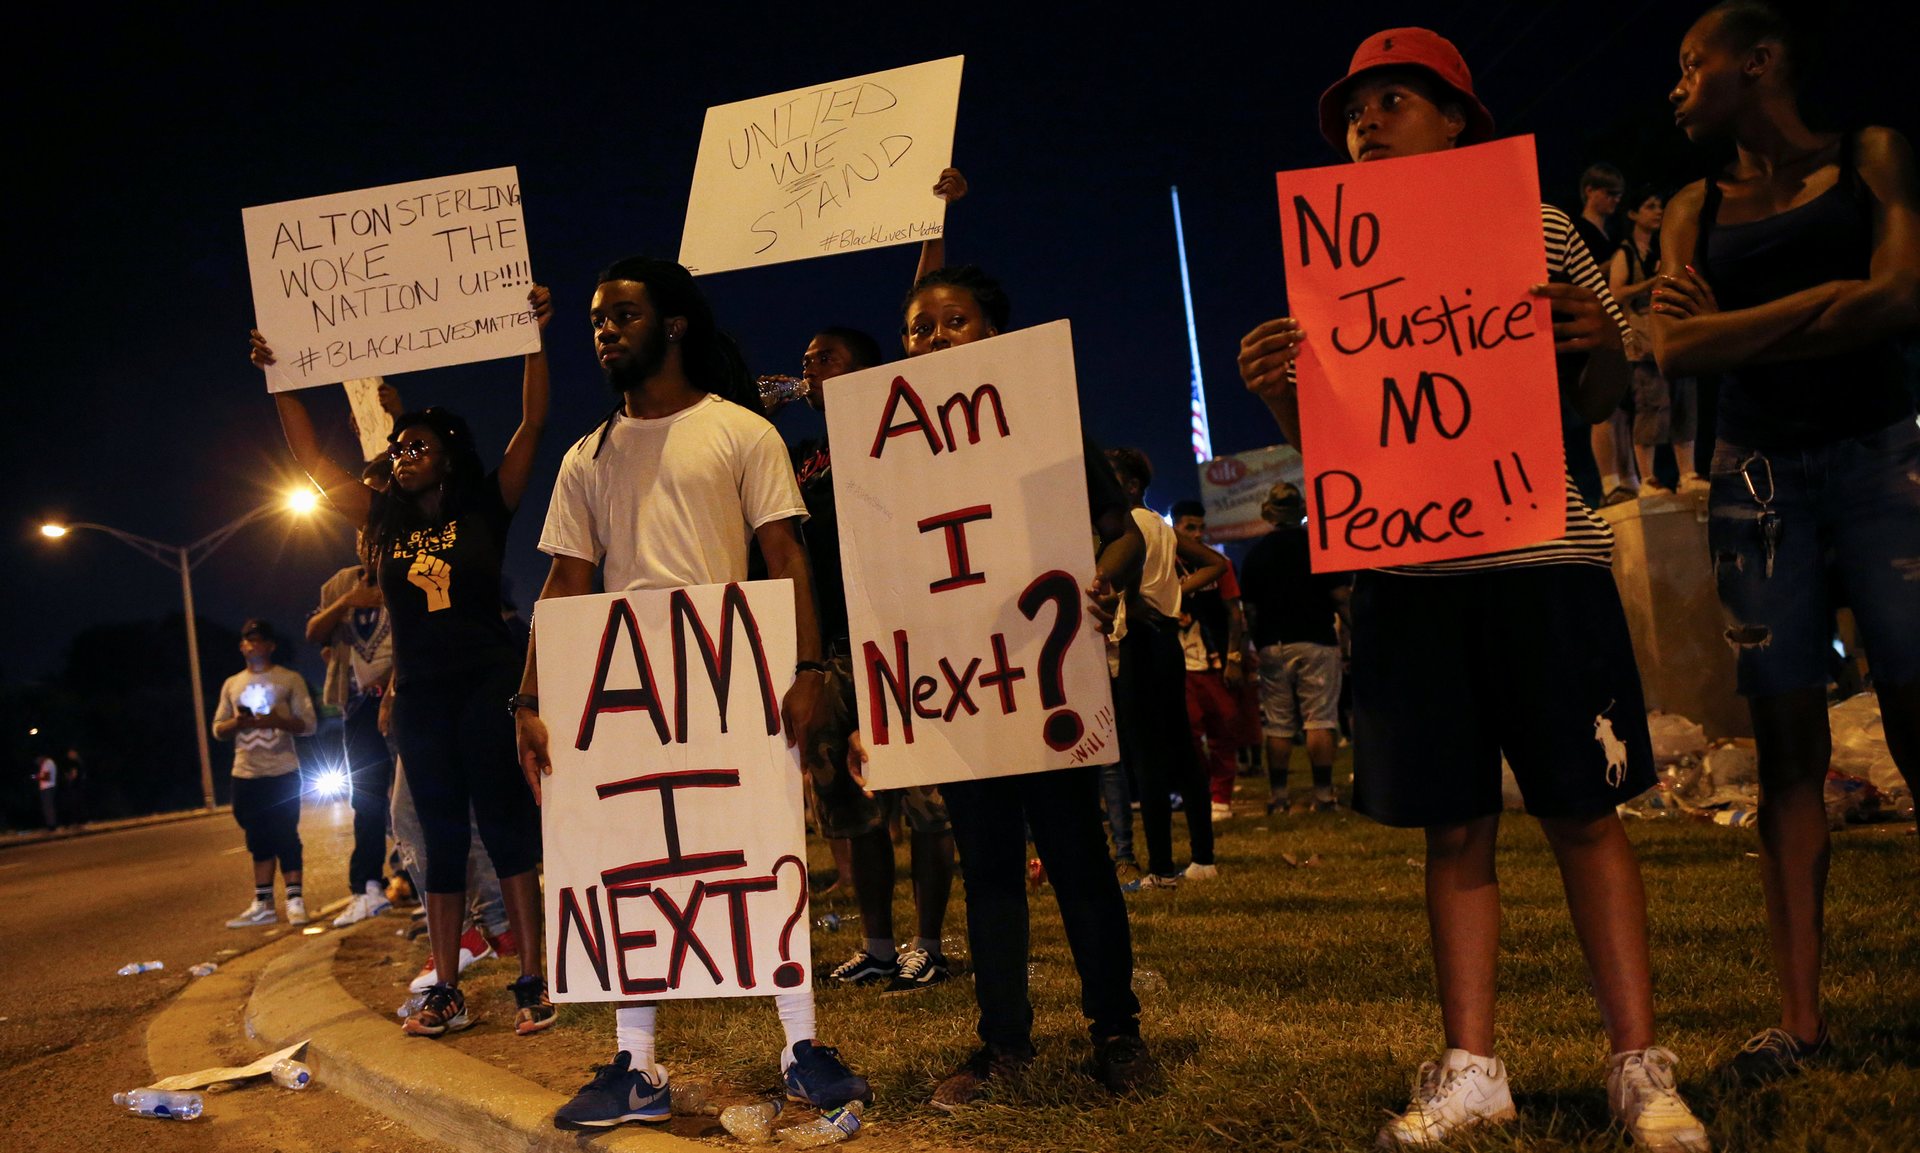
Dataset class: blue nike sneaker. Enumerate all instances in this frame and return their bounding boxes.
[783,1040,872,1109]
[553,1051,670,1129]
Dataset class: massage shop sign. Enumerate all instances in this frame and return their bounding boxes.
[243,167,541,391]
[538,582,810,1001]
[826,321,1118,788]
[1275,136,1566,571]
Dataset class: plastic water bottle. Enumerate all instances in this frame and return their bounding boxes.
[781,1100,862,1147]
[719,1099,783,1144]
[757,374,811,410]
[270,1059,312,1090]
[116,961,165,976]
[670,1079,715,1115]
[396,992,426,1019]
[188,962,218,978]
[815,913,840,931]
[113,1089,203,1120]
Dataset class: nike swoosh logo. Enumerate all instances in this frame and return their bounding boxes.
[629,1083,661,1110]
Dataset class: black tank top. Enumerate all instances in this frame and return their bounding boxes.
[1695,130,1913,448]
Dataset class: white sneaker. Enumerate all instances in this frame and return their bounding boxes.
[1210,801,1233,821]
[285,897,309,925]
[333,882,394,928]
[1377,1049,1517,1148]
[1608,1048,1711,1152]
[226,899,277,929]
[1184,862,1220,880]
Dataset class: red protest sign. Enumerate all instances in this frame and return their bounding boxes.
[1274,135,1564,572]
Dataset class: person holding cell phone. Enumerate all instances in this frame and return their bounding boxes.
[212,619,317,929]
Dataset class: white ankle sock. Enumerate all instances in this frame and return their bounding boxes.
[615,1005,657,1071]
[776,990,816,1069]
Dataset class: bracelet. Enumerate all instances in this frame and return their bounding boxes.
[794,660,829,676]
[508,692,539,717]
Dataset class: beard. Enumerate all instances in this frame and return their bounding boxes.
[601,325,669,394]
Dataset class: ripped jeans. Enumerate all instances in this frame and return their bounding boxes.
[1708,417,1920,697]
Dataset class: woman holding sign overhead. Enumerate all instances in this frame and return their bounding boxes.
[1237,29,1710,1151]
[252,285,556,1040]
[1655,0,1920,1089]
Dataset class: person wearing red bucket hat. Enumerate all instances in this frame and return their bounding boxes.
[1315,27,1496,153]
[1238,27,1711,1153]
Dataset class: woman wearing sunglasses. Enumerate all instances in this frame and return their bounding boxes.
[251,284,556,1038]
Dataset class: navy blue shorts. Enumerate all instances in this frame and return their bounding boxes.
[1708,417,1920,697]
[1349,565,1656,828]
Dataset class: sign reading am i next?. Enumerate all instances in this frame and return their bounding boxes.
[1275,136,1566,572]
[243,167,541,392]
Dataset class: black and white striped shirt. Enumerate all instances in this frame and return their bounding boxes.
[1385,204,1626,575]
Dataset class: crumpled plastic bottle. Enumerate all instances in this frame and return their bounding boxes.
[782,1100,863,1147]
[116,961,165,976]
[720,1099,783,1144]
[271,1059,312,1090]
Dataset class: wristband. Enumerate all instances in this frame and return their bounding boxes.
[508,693,539,717]
[794,660,829,676]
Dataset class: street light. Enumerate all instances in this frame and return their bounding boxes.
[38,487,323,810]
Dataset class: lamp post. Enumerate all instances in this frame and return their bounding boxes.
[40,489,321,810]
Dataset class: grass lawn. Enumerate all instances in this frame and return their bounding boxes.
[343,760,1919,1151]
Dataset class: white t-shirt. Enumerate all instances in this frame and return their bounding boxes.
[1131,508,1182,619]
[540,394,808,591]
[36,757,56,790]
[212,665,318,779]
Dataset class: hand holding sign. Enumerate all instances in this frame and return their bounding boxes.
[1272,136,1566,571]
[536,581,807,1002]
[826,321,1117,789]
[243,167,540,391]
[679,58,964,275]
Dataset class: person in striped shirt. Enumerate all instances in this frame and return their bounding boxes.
[1237,27,1710,1153]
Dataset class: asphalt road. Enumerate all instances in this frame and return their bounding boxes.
[0,803,454,1153]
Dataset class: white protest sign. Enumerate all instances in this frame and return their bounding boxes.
[826,321,1117,789]
[679,57,963,275]
[243,167,540,392]
[343,377,393,462]
[536,581,809,1003]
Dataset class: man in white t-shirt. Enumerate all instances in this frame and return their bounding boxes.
[34,754,58,829]
[1104,448,1225,890]
[514,257,866,1130]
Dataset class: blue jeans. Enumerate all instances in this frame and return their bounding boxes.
[1708,417,1920,697]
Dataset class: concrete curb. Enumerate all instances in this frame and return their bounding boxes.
[244,929,709,1153]
[1,805,231,849]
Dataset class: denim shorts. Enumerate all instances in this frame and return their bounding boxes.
[1708,417,1920,697]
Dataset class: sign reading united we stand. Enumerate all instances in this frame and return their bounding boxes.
[825,321,1118,789]
[243,166,541,392]
[536,581,809,1003]
[680,57,964,275]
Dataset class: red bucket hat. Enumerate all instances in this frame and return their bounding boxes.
[1317,27,1496,153]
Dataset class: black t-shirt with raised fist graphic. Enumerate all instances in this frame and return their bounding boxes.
[373,472,516,686]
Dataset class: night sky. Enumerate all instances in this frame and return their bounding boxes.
[6,1,1907,689]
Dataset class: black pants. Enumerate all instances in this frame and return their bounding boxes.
[391,662,540,893]
[231,772,303,873]
[1117,614,1214,875]
[942,765,1140,1052]
[342,696,395,892]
